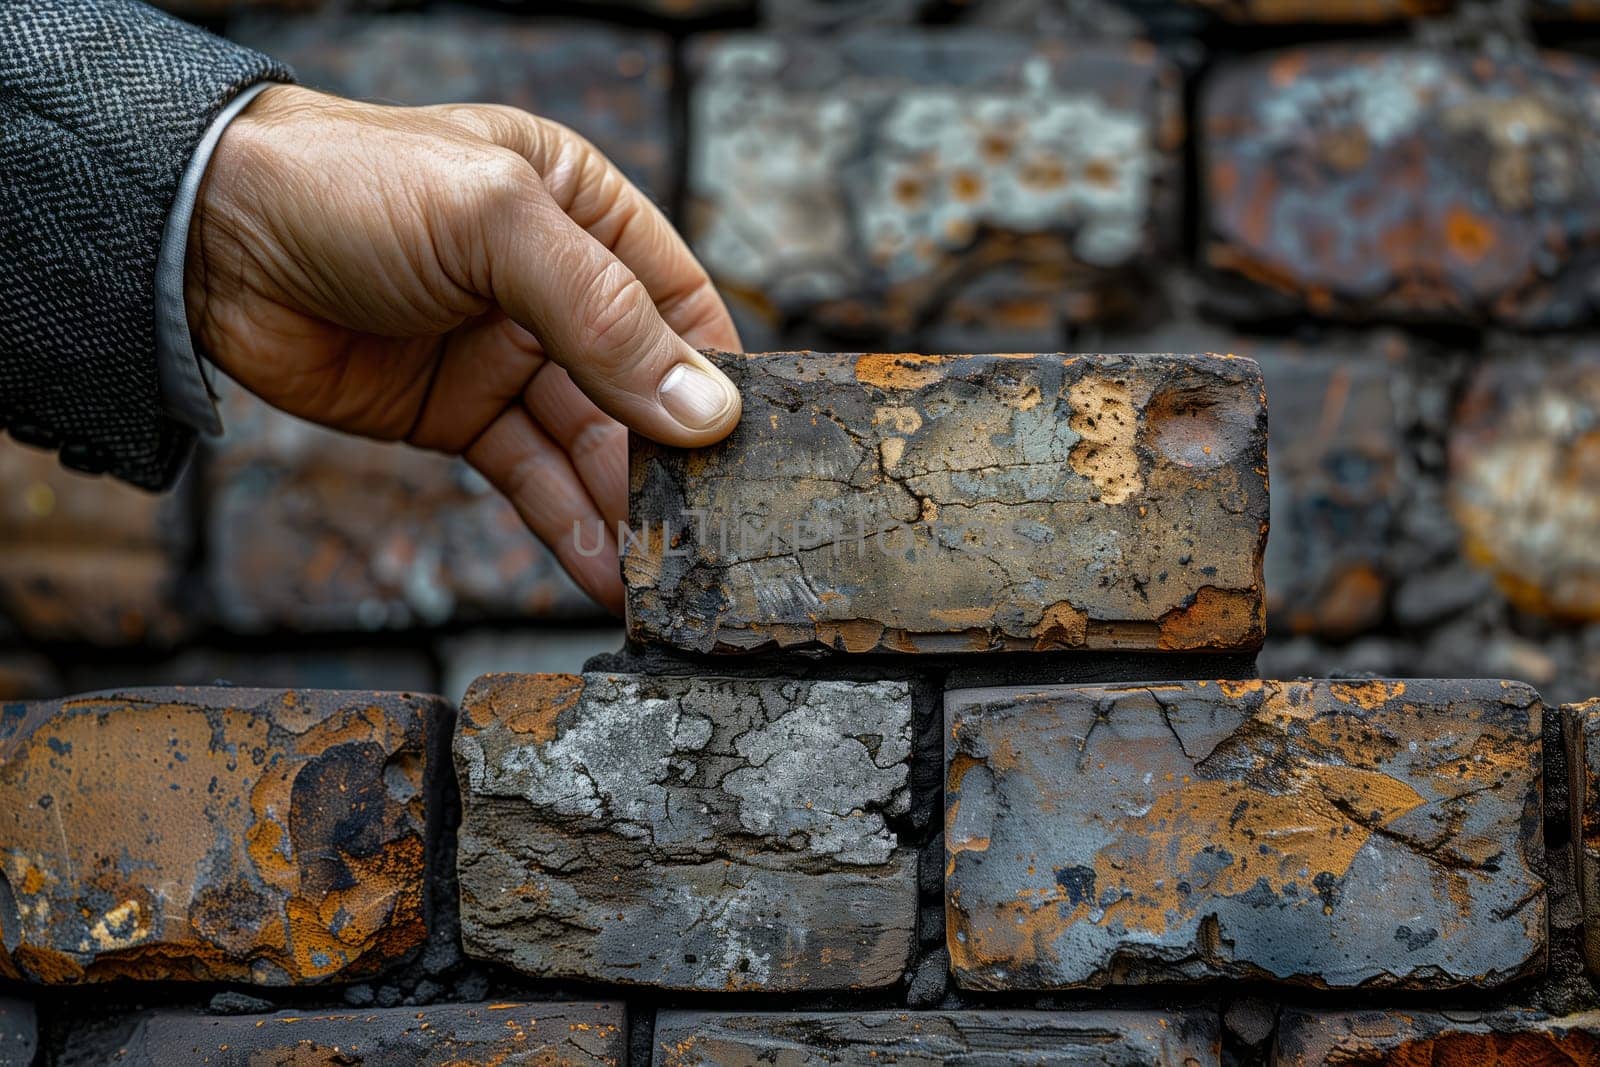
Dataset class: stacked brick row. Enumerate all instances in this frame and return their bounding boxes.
[0,0,1594,706]
[4,350,1600,1064]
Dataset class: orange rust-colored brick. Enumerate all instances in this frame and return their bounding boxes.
[0,686,442,984]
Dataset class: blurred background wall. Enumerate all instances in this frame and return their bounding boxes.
[3,0,1599,706]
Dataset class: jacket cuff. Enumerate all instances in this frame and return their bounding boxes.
[155,81,274,437]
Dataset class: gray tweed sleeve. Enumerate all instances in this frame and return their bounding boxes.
[0,0,292,490]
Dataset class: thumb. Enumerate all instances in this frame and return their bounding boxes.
[483,170,741,446]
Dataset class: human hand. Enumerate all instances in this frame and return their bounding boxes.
[186,84,742,614]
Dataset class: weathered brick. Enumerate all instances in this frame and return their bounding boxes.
[652,1008,1221,1065]
[687,35,1181,342]
[1254,336,1406,637]
[0,686,442,984]
[945,678,1545,989]
[0,997,36,1067]
[1566,698,1600,975]
[232,14,668,201]
[626,351,1268,654]
[1182,0,1449,19]
[455,672,916,989]
[0,435,189,646]
[1273,1009,1600,1064]
[1450,348,1600,621]
[231,14,674,202]
[205,387,595,631]
[1203,47,1600,328]
[113,1001,626,1066]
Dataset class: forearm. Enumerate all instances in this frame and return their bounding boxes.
[0,0,290,489]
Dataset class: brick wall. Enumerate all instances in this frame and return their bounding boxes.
[6,0,1600,1063]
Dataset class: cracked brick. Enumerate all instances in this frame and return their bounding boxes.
[205,384,596,632]
[1450,346,1600,622]
[231,13,674,201]
[686,35,1181,343]
[945,678,1546,989]
[1203,46,1600,328]
[0,435,189,646]
[626,351,1268,654]
[1565,698,1600,976]
[454,672,916,990]
[1273,1008,1600,1064]
[0,686,443,984]
[112,1001,626,1066]
[652,1008,1221,1064]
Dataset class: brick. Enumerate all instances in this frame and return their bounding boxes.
[626,351,1268,654]
[205,387,596,631]
[1253,336,1406,637]
[1203,47,1600,328]
[231,14,674,203]
[1566,698,1600,975]
[1182,0,1449,19]
[113,1001,626,1066]
[945,678,1545,989]
[0,997,36,1067]
[652,1008,1221,1065]
[0,435,189,646]
[1273,1009,1600,1065]
[455,672,916,989]
[686,35,1182,342]
[0,686,442,984]
[1450,348,1600,621]
[438,627,623,708]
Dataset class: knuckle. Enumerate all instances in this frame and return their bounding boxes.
[470,151,540,214]
[577,263,656,366]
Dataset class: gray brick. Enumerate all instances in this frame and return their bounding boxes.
[945,679,1545,989]
[455,672,917,990]
[114,1002,626,1066]
[652,1009,1220,1065]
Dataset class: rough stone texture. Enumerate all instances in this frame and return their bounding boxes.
[626,351,1268,655]
[945,678,1546,989]
[0,686,442,984]
[1273,1009,1600,1065]
[0,435,189,646]
[1203,46,1600,328]
[1566,698,1600,976]
[1450,348,1600,622]
[110,1002,626,1066]
[231,13,674,201]
[652,1009,1221,1065]
[455,672,917,990]
[0,997,36,1067]
[1182,0,1449,19]
[205,384,596,632]
[686,35,1182,343]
